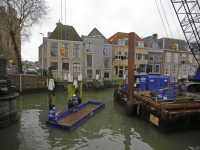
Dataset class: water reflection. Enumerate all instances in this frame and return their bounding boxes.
[0,89,200,150]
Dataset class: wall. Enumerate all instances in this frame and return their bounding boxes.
[8,74,48,93]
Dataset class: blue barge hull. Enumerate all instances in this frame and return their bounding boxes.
[46,101,105,131]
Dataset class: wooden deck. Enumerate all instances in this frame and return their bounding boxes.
[58,104,99,126]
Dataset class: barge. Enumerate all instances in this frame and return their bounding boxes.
[114,74,200,133]
[46,101,105,131]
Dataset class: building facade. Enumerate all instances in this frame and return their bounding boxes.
[158,38,198,82]
[83,28,113,81]
[38,23,84,80]
[108,32,149,80]
[143,34,164,75]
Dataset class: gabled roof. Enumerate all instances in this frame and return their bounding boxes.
[143,36,161,49]
[49,23,82,41]
[157,38,188,52]
[88,28,110,44]
[108,32,148,47]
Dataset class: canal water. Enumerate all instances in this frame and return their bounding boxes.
[0,88,200,150]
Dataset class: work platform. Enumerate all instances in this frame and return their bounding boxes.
[114,88,200,133]
[46,101,105,131]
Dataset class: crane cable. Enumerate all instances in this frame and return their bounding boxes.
[159,0,174,39]
[154,0,169,38]
[166,0,182,40]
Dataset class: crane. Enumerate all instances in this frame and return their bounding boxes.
[171,0,200,91]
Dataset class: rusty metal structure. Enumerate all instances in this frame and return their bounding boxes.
[114,87,200,132]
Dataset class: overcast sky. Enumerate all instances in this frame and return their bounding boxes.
[21,0,185,62]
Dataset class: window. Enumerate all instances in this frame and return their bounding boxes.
[118,39,125,46]
[155,54,161,61]
[50,42,58,57]
[167,53,171,62]
[124,52,128,60]
[103,46,107,54]
[73,44,80,58]
[104,58,110,68]
[125,66,128,75]
[140,54,147,60]
[173,65,178,75]
[152,43,158,49]
[155,64,160,73]
[174,53,179,62]
[166,64,170,75]
[189,54,193,63]
[62,63,69,71]
[135,53,138,59]
[114,66,118,76]
[115,51,121,59]
[73,63,80,71]
[104,73,109,78]
[182,54,186,61]
[51,62,58,70]
[181,65,190,75]
[148,64,153,73]
[119,66,123,78]
[86,55,92,66]
[87,69,92,79]
[96,70,101,79]
[137,41,144,47]
[149,54,154,61]
[140,64,146,73]
[62,43,69,58]
[86,43,92,52]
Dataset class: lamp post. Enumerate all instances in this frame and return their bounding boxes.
[39,33,44,75]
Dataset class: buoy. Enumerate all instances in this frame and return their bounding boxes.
[64,91,67,94]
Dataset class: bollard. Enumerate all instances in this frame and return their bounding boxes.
[48,79,55,110]
[77,72,82,104]
[67,72,73,109]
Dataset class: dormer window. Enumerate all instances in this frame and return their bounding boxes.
[152,43,158,49]
[137,41,144,48]
[118,39,125,46]
[185,45,190,51]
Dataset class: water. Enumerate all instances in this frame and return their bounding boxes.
[0,88,200,150]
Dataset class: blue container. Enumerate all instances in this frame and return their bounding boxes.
[159,76,170,89]
[136,75,147,91]
[147,75,159,91]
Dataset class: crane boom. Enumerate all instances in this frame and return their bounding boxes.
[171,0,200,66]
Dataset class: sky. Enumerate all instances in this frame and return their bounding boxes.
[21,0,186,62]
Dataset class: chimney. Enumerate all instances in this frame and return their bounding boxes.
[152,34,158,42]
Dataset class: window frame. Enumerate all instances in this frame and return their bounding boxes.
[166,64,170,75]
[62,62,69,71]
[86,43,92,53]
[73,63,80,71]
[51,62,58,71]
[173,64,178,75]
[149,54,154,61]
[167,53,171,62]
[73,44,80,58]
[154,64,160,73]
[62,43,69,58]
[87,69,93,79]
[86,55,92,67]
[103,45,107,55]
[50,42,58,57]
[174,53,179,62]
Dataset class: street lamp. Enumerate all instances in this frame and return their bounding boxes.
[39,33,44,75]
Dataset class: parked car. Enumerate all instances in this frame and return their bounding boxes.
[26,69,38,75]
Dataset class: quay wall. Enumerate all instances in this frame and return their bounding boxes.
[8,74,48,94]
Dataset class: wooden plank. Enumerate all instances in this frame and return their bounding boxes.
[58,104,99,126]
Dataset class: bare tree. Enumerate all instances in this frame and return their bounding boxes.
[0,0,49,73]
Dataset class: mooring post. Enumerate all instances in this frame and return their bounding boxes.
[127,32,135,117]
[96,74,99,92]
[67,72,73,109]
[77,72,82,104]
[48,79,55,110]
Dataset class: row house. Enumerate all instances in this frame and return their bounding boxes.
[38,22,84,79]
[83,28,113,81]
[108,32,148,80]
[143,34,163,75]
[157,38,198,82]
